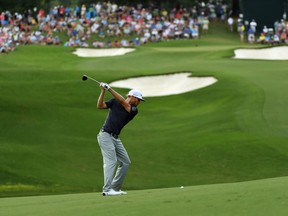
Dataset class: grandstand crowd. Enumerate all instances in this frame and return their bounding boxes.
[236,13,288,45]
[1,1,287,54]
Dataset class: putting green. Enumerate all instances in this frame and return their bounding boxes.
[1,176,288,216]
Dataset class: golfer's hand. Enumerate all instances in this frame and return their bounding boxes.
[100,82,110,90]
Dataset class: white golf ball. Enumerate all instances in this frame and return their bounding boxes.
[180,186,184,189]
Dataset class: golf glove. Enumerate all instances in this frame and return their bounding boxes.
[101,82,110,90]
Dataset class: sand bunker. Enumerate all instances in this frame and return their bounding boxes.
[109,73,217,97]
[74,48,217,97]
[73,48,135,57]
[74,46,287,97]
[234,46,288,60]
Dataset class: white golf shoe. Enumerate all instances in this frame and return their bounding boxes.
[118,190,127,195]
[102,189,127,196]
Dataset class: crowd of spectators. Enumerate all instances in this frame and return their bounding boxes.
[235,13,288,45]
[0,9,61,54]
[1,1,230,54]
[2,2,288,55]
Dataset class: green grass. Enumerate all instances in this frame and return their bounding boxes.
[1,176,288,216]
[0,21,288,211]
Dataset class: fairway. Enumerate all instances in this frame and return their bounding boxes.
[1,21,288,216]
[1,176,288,216]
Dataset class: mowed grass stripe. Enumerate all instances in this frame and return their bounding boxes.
[1,176,288,216]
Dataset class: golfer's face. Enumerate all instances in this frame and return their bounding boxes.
[131,96,141,106]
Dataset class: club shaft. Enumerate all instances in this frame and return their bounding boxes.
[86,75,101,84]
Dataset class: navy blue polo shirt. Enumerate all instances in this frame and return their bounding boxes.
[102,98,138,135]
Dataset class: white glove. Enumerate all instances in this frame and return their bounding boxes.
[100,82,110,90]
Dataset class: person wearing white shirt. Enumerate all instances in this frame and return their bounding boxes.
[227,17,233,32]
[250,19,257,33]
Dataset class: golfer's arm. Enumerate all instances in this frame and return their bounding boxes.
[108,88,130,111]
[97,89,107,109]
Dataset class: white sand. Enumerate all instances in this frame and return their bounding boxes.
[234,46,288,60]
[74,46,288,97]
[73,48,135,57]
[74,48,218,97]
[109,73,217,97]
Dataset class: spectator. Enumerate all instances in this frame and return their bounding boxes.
[202,16,209,34]
[227,17,233,32]
[264,34,271,44]
[239,24,245,42]
[237,14,243,33]
[257,33,265,44]
[280,31,287,43]
[273,33,280,44]
[247,28,255,43]
[262,26,268,35]
[81,4,86,19]
[249,19,257,33]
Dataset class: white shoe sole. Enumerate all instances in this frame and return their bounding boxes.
[102,191,127,196]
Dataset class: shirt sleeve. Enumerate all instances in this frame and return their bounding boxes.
[105,98,115,108]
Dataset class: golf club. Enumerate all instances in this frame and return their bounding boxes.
[82,74,101,84]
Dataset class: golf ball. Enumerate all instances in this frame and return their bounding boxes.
[180,186,184,189]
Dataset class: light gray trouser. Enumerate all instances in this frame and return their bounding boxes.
[97,131,131,192]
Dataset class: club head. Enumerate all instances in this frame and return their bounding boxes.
[82,75,88,81]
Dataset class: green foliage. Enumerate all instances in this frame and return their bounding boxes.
[0,0,234,12]
[0,0,45,12]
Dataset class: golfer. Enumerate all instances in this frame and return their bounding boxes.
[97,82,144,196]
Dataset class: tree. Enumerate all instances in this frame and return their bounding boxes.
[0,0,236,13]
[0,0,51,12]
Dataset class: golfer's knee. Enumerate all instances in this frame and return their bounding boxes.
[123,159,131,167]
[104,158,118,168]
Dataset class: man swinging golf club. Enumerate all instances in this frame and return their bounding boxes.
[97,82,144,196]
